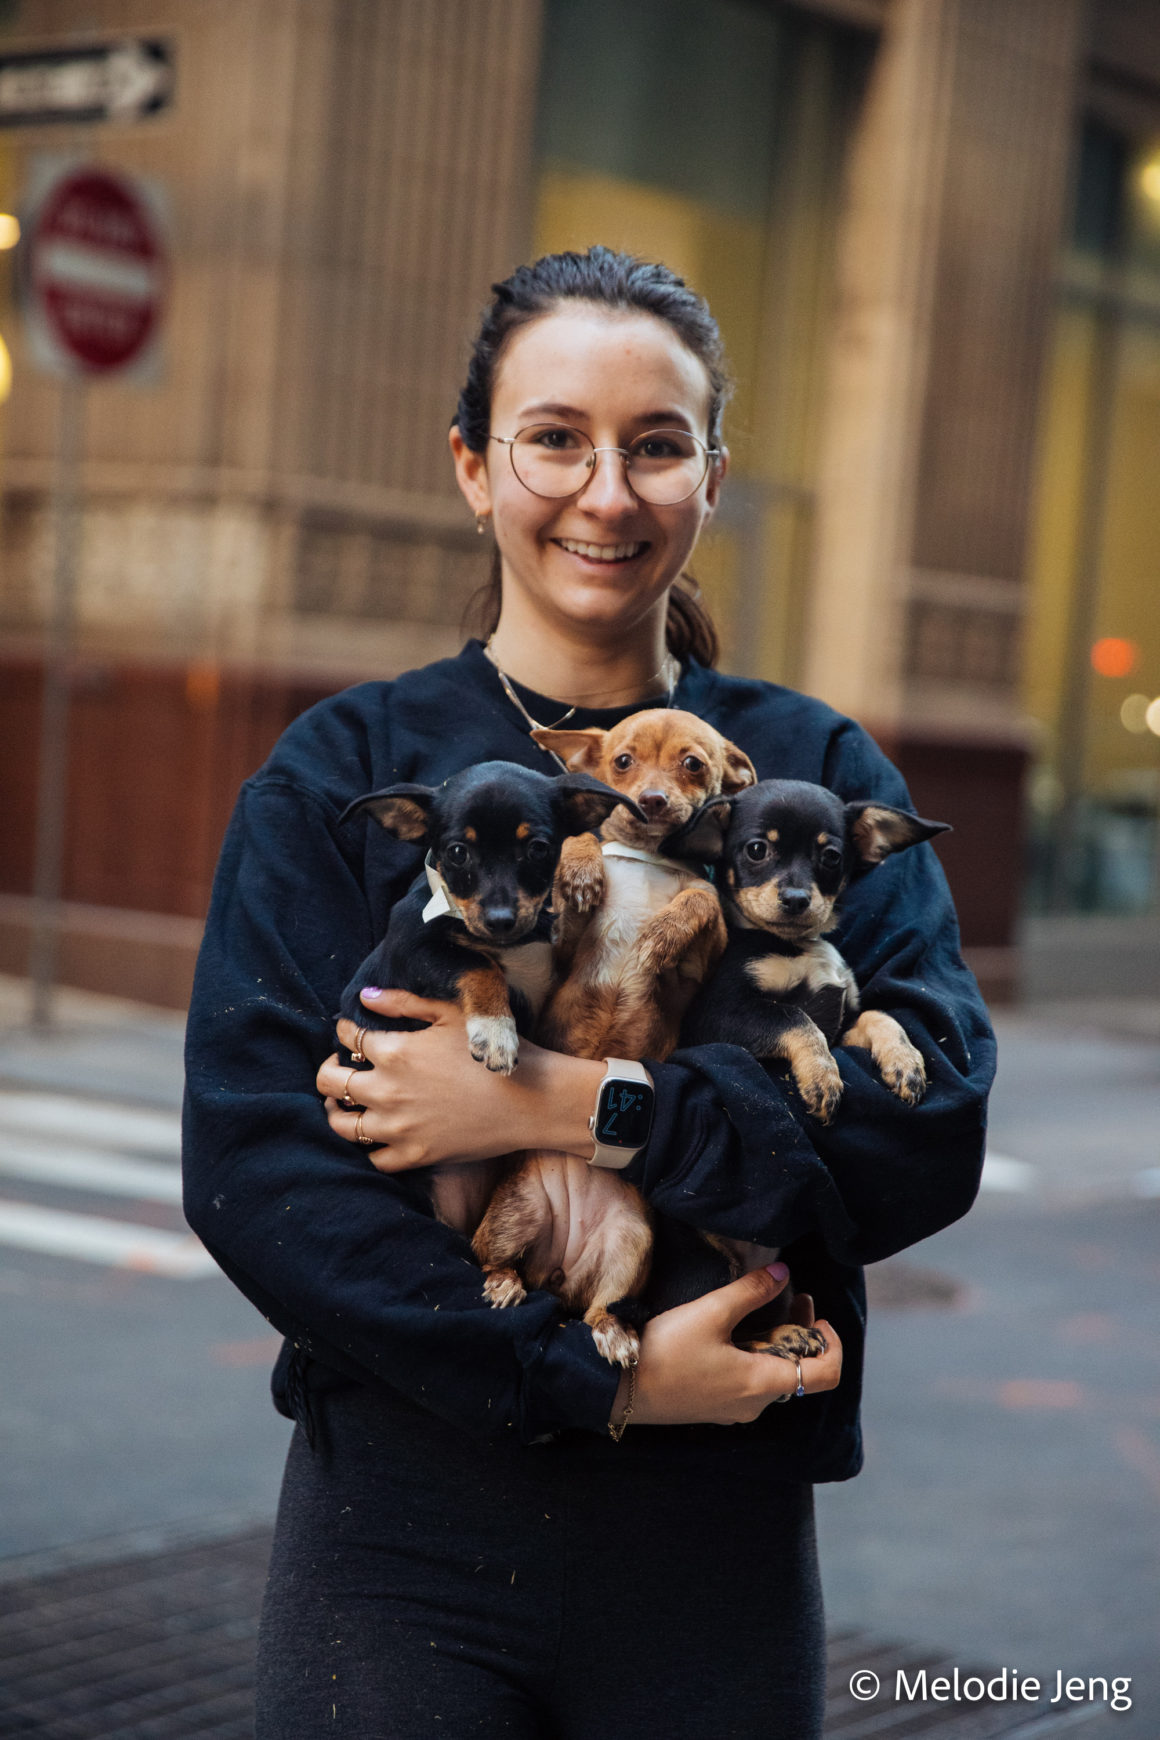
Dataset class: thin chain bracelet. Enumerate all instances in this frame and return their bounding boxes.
[608,1359,638,1442]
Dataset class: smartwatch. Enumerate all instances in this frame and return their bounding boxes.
[588,1059,655,1169]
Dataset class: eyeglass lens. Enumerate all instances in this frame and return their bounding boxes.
[508,425,709,504]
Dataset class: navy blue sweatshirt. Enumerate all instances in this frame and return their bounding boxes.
[182,640,994,1479]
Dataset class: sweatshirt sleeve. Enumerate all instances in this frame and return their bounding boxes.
[622,719,995,1267]
[181,775,620,1444]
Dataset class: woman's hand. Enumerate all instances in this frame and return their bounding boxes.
[613,1265,843,1427]
[317,988,604,1170]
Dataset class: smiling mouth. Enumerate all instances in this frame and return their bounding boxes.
[555,539,648,563]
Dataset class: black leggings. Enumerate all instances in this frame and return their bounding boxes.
[256,1383,825,1739]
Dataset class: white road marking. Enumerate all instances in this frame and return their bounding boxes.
[0,1092,180,1156]
[0,1199,216,1277]
[0,1138,182,1202]
[980,1151,1038,1192]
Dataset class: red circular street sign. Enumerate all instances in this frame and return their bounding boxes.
[28,167,167,374]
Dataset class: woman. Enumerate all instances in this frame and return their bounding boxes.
[183,248,994,1739]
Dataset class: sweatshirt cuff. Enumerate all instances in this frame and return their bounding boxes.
[519,1317,623,1442]
[621,1056,708,1193]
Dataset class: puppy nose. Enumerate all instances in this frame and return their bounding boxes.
[637,790,669,819]
[484,906,518,935]
[779,887,812,915]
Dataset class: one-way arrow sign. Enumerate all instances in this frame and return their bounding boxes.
[0,40,174,128]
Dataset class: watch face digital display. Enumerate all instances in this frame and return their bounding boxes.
[595,1082,654,1149]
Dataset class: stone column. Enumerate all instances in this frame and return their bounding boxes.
[803,0,1086,995]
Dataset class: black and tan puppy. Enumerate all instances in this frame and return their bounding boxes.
[667,779,951,1123]
[338,761,641,1232]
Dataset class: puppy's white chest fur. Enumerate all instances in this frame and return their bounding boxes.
[745,937,857,1002]
[589,849,699,987]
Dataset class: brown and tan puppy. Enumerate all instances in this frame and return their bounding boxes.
[471,709,756,1365]
[536,708,757,1060]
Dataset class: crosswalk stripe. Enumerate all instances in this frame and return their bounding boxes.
[0,1198,216,1277]
[0,1139,182,1202]
[0,1092,180,1156]
[980,1151,1037,1192]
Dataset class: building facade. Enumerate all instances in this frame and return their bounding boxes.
[0,0,1156,1005]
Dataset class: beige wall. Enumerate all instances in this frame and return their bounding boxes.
[803,0,1086,750]
[0,0,542,681]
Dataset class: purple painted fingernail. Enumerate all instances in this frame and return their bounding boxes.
[361,986,383,999]
[766,1262,789,1281]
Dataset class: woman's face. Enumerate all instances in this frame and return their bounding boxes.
[451,305,726,644]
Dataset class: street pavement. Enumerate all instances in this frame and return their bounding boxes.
[0,974,1156,1736]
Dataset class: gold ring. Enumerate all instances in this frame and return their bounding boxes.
[356,1111,373,1146]
[350,1026,367,1063]
[340,1066,361,1109]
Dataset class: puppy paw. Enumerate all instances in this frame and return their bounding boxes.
[879,1042,927,1105]
[587,1311,640,1368]
[556,836,605,912]
[482,1267,526,1309]
[467,1015,519,1074]
[559,857,605,913]
[743,1323,828,1361]
[636,922,687,976]
[794,1056,843,1124]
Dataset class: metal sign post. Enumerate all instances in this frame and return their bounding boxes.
[28,375,84,1029]
[20,159,170,1026]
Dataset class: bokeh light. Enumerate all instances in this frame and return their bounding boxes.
[1090,637,1138,677]
[1121,694,1150,733]
[0,213,19,249]
[1146,696,1160,737]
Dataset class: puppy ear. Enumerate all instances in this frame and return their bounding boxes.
[661,796,733,862]
[720,741,757,794]
[556,772,647,835]
[532,727,607,772]
[338,784,436,842]
[845,801,951,868]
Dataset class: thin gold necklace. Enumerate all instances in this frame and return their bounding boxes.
[483,636,679,740]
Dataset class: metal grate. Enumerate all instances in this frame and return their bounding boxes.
[0,1529,1112,1739]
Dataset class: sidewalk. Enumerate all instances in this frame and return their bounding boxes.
[0,975,186,1110]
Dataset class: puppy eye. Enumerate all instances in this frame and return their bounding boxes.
[525,838,553,864]
[613,753,634,772]
[682,755,705,774]
[819,845,842,870]
[444,842,470,868]
[744,840,770,862]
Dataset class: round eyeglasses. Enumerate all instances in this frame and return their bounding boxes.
[490,424,719,506]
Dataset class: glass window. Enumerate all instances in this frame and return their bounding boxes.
[533,0,872,683]
[1024,119,1160,915]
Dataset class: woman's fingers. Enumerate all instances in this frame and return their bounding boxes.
[321,1096,397,1168]
[334,986,453,1051]
[704,1262,791,1333]
[316,1053,373,1103]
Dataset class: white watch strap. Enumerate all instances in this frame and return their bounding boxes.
[589,1058,652,1169]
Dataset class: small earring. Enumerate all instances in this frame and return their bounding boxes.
[475,512,490,536]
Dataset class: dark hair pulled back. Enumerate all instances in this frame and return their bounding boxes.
[457,246,730,669]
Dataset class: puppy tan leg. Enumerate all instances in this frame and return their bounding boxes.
[567,1190,653,1368]
[472,1162,550,1309]
[459,964,519,1074]
[635,885,727,976]
[768,1015,843,1123]
[841,1008,927,1104]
